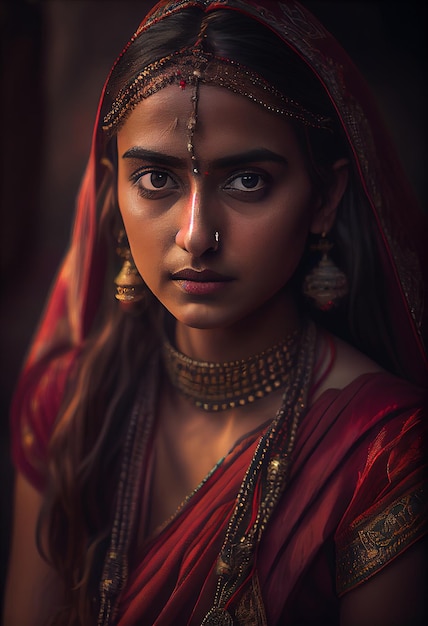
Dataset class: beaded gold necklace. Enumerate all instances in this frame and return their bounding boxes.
[162,328,301,411]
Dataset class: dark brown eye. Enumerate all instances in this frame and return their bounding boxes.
[133,169,178,194]
[240,174,260,189]
[224,173,266,192]
[149,172,169,188]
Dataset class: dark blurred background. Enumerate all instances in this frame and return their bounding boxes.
[0,0,426,612]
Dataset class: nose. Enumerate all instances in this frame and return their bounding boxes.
[175,185,219,257]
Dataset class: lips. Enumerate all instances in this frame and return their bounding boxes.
[171,269,231,282]
[171,268,233,295]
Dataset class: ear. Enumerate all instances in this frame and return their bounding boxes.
[310,158,349,234]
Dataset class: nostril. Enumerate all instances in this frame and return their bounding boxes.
[175,226,220,256]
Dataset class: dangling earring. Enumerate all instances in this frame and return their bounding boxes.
[302,231,348,311]
[114,230,145,303]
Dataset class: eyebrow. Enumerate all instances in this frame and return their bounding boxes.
[121,147,288,169]
[213,148,288,169]
[122,147,184,168]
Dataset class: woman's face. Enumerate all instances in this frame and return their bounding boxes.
[117,84,322,331]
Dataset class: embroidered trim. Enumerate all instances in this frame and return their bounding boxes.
[336,484,428,595]
[234,573,268,626]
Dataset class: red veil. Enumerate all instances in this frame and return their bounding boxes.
[14,0,427,379]
[9,1,428,623]
[11,0,427,493]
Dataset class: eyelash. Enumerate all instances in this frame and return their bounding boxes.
[130,168,178,198]
[223,171,269,194]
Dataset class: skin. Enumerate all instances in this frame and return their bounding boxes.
[116,85,345,361]
[4,85,426,625]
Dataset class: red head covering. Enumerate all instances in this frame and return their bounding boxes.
[11,0,427,484]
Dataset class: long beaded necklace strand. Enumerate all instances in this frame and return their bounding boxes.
[201,320,316,625]
[97,320,316,625]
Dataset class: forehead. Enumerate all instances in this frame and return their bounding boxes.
[116,84,301,157]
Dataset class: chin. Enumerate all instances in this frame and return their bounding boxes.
[175,314,226,331]
[170,303,240,331]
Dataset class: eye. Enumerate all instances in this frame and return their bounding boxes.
[137,170,176,191]
[130,169,178,198]
[224,173,267,193]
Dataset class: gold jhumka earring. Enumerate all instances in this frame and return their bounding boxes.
[302,232,348,311]
[114,230,145,303]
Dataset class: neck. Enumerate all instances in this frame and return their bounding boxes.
[173,289,301,362]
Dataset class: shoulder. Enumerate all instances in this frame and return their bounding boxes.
[330,335,384,385]
[315,333,383,397]
[307,331,427,453]
[314,332,426,409]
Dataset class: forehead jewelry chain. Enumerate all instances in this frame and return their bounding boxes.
[186,66,201,175]
[184,23,208,176]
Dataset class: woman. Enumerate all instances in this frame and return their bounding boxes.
[4,1,427,625]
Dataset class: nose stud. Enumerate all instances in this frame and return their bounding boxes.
[214,231,220,249]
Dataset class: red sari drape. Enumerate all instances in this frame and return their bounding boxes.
[113,373,427,625]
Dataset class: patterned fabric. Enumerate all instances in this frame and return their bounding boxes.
[336,487,426,595]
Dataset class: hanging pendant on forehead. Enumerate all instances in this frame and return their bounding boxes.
[187,67,203,175]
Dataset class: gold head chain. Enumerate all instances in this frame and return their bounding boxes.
[102,47,331,136]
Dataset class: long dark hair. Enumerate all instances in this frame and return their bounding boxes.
[40,7,400,624]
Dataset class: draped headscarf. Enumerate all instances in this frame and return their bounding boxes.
[11,0,427,480]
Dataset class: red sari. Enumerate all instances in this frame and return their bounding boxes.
[12,362,427,624]
[111,372,426,625]
[10,1,428,624]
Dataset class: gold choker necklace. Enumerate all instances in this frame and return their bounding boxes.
[162,328,302,411]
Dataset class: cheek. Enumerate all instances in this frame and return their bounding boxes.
[118,174,152,238]
[243,207,312,295]
[245,197,312,263]
[262,224,308,278]
[117,195,155,274]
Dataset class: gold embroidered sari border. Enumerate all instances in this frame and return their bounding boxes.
[336,484,428,596]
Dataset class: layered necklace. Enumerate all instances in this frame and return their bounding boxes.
[162,327,301,411]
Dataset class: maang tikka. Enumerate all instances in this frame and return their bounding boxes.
[114,230,146,304]
[302,231,348,311]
